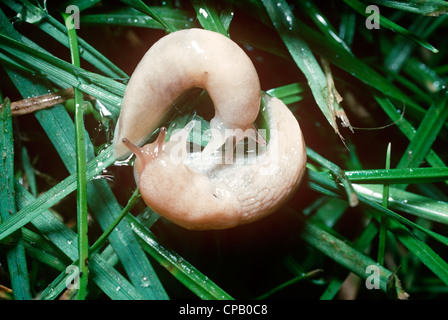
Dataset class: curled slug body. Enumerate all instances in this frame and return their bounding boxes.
[114,28,261,160]
[114,29,307,230]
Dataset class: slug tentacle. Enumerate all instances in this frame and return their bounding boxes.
[122,138,142,159]
[114,29,307,230]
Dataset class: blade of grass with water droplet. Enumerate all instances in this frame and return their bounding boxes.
[81,6,195,30]
[353,184,448,226]
[118,0,177,32]
[127,214,234,300]
[192,0,229,36]
[403,57,447,93]
[344,167,448,184]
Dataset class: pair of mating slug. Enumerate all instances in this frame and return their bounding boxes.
[113,28,306,230]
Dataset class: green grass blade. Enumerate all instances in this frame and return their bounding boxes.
[342,0,439,53]
[378,143,391,265]
[384,15,443,74]
[403,56,447,93]
[0,98,32,300]
[118,0,177,32]
[2,0,128,79]
[0,33,124,117]
[14,181,142,300]
[319,222,379,299]
[344,167,448,184]
[374,95,447,172]
[58,0,101,12]
[0,147,112,241]
[369,0,448,15]
[39,187,141,300]
[308,170,448,285]
[307,147,359,207]
[20,146,37,197]
[338,9,356,48]
[257,269,322,300]
[261,0,345,138]
[21,228,69,271]
[89,189,140,257]
[81,6,195,30]
[231,1,423,114]
[397,93,448,170]
[298,212,403,295]
[192,0,229,36]
[62,12,89,300]
[297,0,353,54]
[266,82,305,105]
[127,214,234,300]
[365,198,448,287]
[353,184,448,226]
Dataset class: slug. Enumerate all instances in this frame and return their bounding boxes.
[113,28,307,230]
[114,28,263,160]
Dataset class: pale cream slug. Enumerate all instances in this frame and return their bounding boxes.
[113,28,263,160]
[113,28,307,230]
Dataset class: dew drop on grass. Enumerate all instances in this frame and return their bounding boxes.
[140,276,151,288]
[199,8,208,19]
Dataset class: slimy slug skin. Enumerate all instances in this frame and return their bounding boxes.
[114,29,307,230]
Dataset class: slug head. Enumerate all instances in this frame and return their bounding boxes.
[122,127,167,183]
[122,121,195,185]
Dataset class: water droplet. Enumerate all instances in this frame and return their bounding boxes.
[199,8,208,19]
[140,276,151,288]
